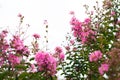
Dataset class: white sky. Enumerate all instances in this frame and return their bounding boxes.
[0,0,103,51]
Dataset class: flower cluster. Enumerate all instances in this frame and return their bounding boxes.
[54,46,65,60]
[70,16,96,44]
[0,30,9,54]
[0,29,30,68]
[35,51,57,75]
[89,50,103,62]
[8,53,20,67]
[0,13,65,80]
[98,63,109,75]
[10,35,30,55]
[33,33,40,39]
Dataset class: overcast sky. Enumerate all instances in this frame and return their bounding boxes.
[0,0,103,51]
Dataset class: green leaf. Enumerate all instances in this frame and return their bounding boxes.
[0,71,10,79]
[15,64,28,70]
[29,57,34,61]
[18,72,29,79]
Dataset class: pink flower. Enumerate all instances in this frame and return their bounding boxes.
[55,46,63,53]
[35,51,57,75]
[70,16,95,44]
[99,63,109,75]
[84,18,91,24]
[65,46,70,51]
[89,50,102,62]
[3,44,9,51]
[0,30,8,38]
[70,17,81,26]
[22,46,30,55]
[29,64,37,73]
[18,13,22,17]
[80,31,89,44]
[10,35,30,55]
[11,36,24,50]
[111,11,115,16]
[33,33,40,39]
[70,40,75,45]
[59,52,65,60]
[8,54,20,67]
[69,11,75,15]
[73,47,77,51]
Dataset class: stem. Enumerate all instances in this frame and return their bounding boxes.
[15,74,18,80]
[50,75,53,80]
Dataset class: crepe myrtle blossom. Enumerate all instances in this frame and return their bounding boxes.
[70,17,82,26]
[35,51,57,75]
[65,46,70,51]
[22,46,30,55]
[89,50,102,62]
[8,54,20,67]
[84,18,91,24]
[0,39,9,53]
[70,16,95,44]
[70,40,75,45]
[99,63,109,75]
[111,11,115,16]
[11,36,24,50]
[28,64,37,73]
[55,46,63,53]
[10,35,30,55]
[0,30,8,38]
[33,33,40,39]
[59,52,65,60]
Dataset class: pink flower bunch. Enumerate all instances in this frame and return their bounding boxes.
[65,46,70,51]
[0,40,9,53]
[89,50,102,62]
[0,30,9,53]
[29,64,37,73]
[98,63,109,75]
[11,36,24,50]
[59,52,65,60]
[35,51,57,75]
[10,35,30,55]
[55,46,65,60]
[84,18,91,24]
[111,11,115,16]
[70,40,75,45]
[70,16,96,44]
[0,30,8,38]
[33,33,40,39]
[8,53,20,67]
[22,46,30,55]
[55,46,63,53]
